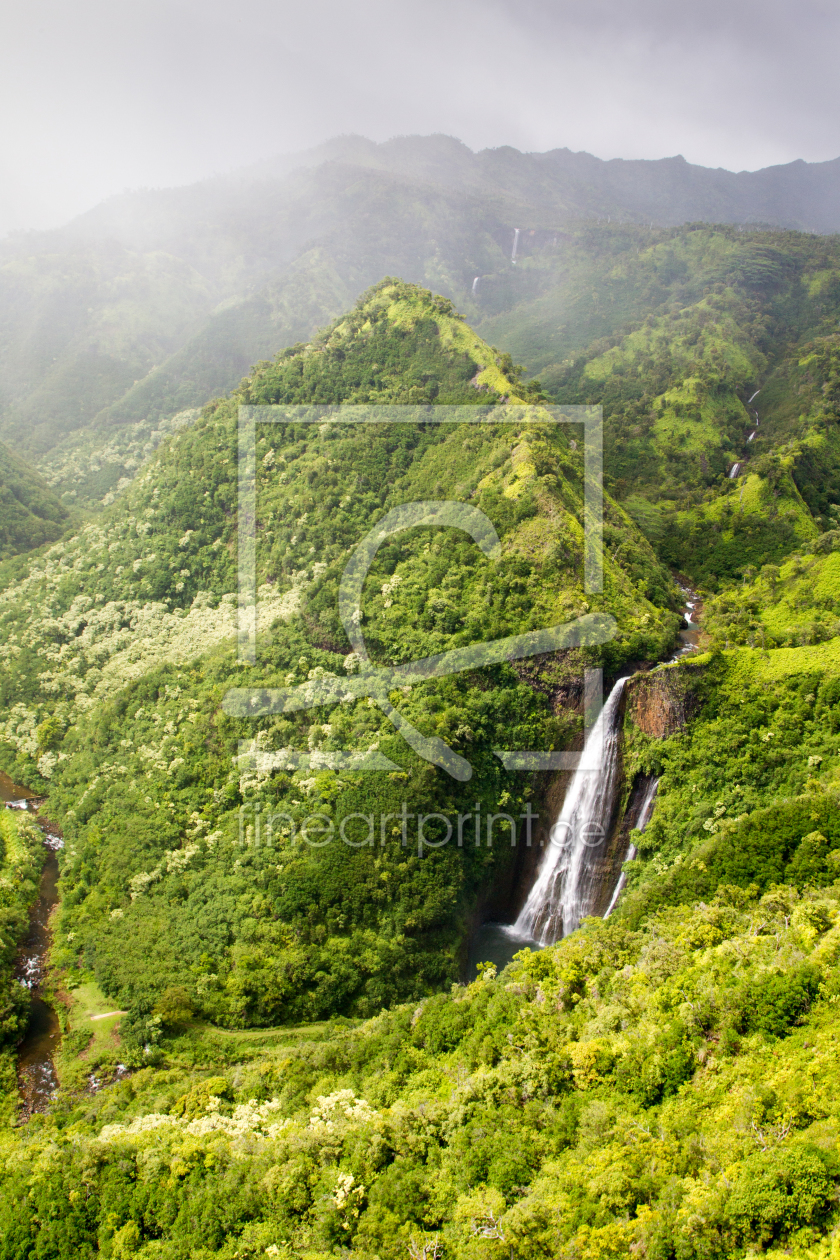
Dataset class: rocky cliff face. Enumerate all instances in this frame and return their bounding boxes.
[627,666,702,738]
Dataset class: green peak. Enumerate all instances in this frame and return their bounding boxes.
[240,277,541,407]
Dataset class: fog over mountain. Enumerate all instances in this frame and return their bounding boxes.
[2,0,839,235]
[2,131,838,510]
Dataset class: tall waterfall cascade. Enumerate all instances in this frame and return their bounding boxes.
[511,228,520,261]
[509,678,627,944]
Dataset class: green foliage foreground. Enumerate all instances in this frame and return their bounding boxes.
[4,885,840,1260]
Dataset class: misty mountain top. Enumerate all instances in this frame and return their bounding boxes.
[1,133,839,526]
[12,134,840,257]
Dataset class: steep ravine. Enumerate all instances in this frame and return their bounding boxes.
[14,837,61,1119]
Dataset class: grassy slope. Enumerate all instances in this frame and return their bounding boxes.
[615,646,840,927]
[484,227,840,585]
[703,534,840,647]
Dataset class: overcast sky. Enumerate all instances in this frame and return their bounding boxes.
[1,0,837,236]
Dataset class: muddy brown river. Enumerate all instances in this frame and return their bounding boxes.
[0,770,36,804]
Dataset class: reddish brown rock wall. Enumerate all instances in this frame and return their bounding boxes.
[628,667,701,738]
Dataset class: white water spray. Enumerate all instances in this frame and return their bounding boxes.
[509,679,627,944]
[511,228,520,262]
[472,276,480,295]
[603,777,658,918]
[729,462,742,479]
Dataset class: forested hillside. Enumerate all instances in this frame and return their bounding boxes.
[512,227,840,584]
[5,199,840,1257]
[0,440,70,560]
[0,281,676,1041]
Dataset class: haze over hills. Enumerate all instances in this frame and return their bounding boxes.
[1,133,839,515]
[47,134,840,245]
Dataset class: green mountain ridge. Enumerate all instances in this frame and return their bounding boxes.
[0,281,676,1035]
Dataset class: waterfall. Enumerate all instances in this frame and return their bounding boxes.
[663,583,700,664]
[748,430,756,442]
[748,389,760,403]
[509,678,627,944]
[472,276,480,295]
[603,777,658,918]
[728,462,741,479]
[511,228,520,262]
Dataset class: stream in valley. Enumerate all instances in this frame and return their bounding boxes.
[9,588,704,1065]
[670,584,701,660]
[0,770,36,804]
[6,793,62,1118]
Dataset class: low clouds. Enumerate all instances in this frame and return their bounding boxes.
[1,0,837,235]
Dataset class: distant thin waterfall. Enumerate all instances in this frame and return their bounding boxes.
[509,678,627,944]
[603,777,658,919]
[729,462,741,479]
[472,276,480,295]
[511,228,520,261]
